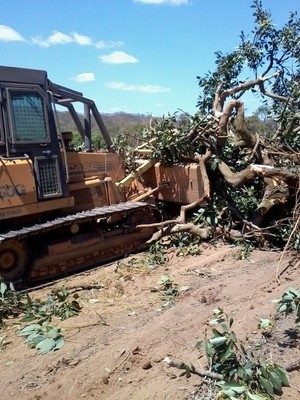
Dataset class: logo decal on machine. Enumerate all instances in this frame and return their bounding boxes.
[0,184,26,199]
[68,162,113,176]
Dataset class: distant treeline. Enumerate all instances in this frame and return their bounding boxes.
[57,111,153,139]
[57,107,272,151]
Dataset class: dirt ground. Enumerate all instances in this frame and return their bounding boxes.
[1,244,300,400]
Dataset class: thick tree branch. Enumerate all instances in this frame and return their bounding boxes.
[137,151,212,242]
[218,161,255,188]
[215,71,284,112]
[258,81,291,103]
[213,82,224,113]
[250,164,299,186]
[234,101,259,151]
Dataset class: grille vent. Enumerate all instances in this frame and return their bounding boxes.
[35,156,62,199]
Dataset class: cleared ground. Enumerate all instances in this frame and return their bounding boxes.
[1,244,299,399]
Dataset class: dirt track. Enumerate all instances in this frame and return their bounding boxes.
[1,244,299,399]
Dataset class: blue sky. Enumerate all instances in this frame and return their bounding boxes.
[1,0,299,116]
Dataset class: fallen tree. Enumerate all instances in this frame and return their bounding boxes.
[118,0,300,254]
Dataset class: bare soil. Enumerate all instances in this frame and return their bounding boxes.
[1,244,300,400]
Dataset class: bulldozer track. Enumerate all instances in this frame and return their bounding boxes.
[0,201,152,243]
[0,201,159,283]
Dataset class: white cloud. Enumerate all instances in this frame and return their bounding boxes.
[73,73,95,83]
[105,80,170,93]
[31,30,123,50]
[134,0,189,4]
[96,40,124,49]
[0,25,123,53]
[0,25,25,42]
[99,51,138,64]
[32,31,73,47]
[72,32,93,46]
[105,105,131,113]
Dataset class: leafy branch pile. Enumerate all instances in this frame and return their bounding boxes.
[276,287,300,327]
[0,279,81,354]
[197,308,289,399]
[167,287,300,399]
[117,0,300,253]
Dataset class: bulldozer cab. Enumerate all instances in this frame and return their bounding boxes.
[0,66,118,202]
[0,65,126,223]
[0,66,68,200]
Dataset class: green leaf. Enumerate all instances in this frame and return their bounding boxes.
[259,376,274,396]
[222,382,246,396]
[247,392,268,400]
[277,304,288,313]
[184,365,191,378]
[53,336,64,350]
[282,293,294,302]
[244,361,254,378]
[47,293,54,301]
[209,336,227,346]
[195,340,204,349]
[61,286,68,297]
[211,328,223,337]
[258,318,272,329]
[0,282,7,296]
[47,327,60,339]
[19,324,41,336]
[36,338,56,354]
[205,340,214,357]
[209,317,225,325]
[20,314,37,323]
[220,344,235,363]
[259,361,267,378]
[26,333,45,348]
[230,331,237,342]
[273,365,289,387]
[288,287,300,297]
[221,323,229,331]
[269,371,282,393]
[9,282,15,291]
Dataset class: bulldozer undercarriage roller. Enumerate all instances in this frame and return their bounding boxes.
[0,240,28,282]
[0,202,159,283]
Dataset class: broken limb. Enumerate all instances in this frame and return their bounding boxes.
[249,164,299,186]
[163,357,223,381]
[217,161,255,188]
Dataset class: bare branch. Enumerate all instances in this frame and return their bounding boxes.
[258,81,291,103]
[250,164,299,186]
[163,357,223,381]
[213,81,224,113]
[218,161,255,188]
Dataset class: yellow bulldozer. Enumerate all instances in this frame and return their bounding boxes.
[0,65,206,283]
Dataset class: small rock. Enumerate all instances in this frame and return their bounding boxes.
[132,346,141,354]
[142,361,152,370]
[167,373,177,379]
[128,311,136,316]
[200,295,207,303]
